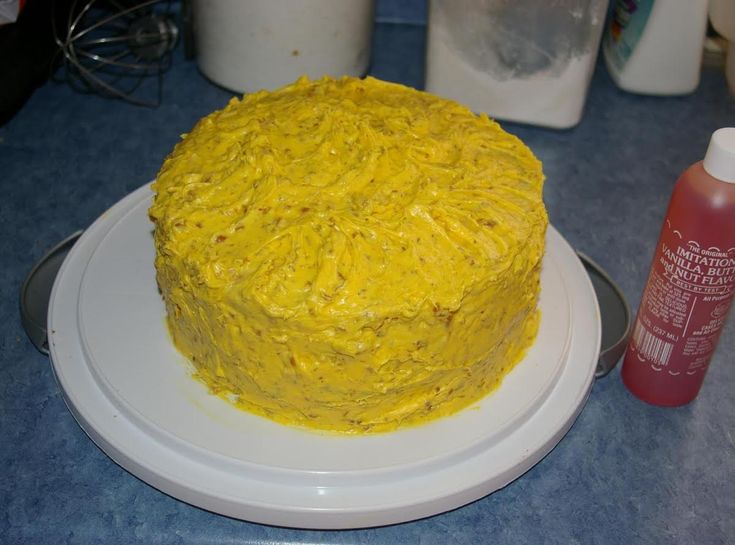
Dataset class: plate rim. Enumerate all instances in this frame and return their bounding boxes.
[74,190,575,481]
[48,183,601,529]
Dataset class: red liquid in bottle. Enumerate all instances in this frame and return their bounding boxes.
[622,135,735,406]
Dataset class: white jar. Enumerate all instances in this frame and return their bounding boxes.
[425,0,609,129]
[193,0,375,93]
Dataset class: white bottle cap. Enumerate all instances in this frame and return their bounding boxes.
[703,127,735,183]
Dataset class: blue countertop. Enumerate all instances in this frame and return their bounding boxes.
[2,19,735,545]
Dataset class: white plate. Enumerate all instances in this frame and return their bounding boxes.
[49,184,600,529]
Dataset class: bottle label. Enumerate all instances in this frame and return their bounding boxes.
[629,218,735,375]
[604,0,655,70]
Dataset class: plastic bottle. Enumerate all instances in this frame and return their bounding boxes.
[603,0,709,95]
[622,128,735,406]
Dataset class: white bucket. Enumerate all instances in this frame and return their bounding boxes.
[193,0,375,93]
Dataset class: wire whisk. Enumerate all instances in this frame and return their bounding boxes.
[53,0,179,107]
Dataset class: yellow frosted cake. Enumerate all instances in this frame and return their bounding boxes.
[149,76,547,434]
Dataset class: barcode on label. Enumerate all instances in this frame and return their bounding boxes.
[632,321,674,367]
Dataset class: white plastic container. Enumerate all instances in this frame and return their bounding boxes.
[603,0,709,95]
[425,0,609,129]
[193,0,375,93]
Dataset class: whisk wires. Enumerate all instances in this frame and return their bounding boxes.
[53,0,178,107]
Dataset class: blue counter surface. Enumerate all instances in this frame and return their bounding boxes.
[1,18,734,545]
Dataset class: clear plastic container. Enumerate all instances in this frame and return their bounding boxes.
[425,0,609,129]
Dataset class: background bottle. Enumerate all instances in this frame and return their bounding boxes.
[622,128,735,406]
[603,0,709,95]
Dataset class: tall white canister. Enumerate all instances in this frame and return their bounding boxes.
[193,0,375,93]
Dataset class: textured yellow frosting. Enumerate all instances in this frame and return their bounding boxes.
[149,76,547,434]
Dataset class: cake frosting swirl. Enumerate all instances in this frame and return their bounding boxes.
[149,76,547,433]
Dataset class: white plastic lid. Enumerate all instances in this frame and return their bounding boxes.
[703,127,735,183]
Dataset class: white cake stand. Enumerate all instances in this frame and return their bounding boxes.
[48,184,600,529]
